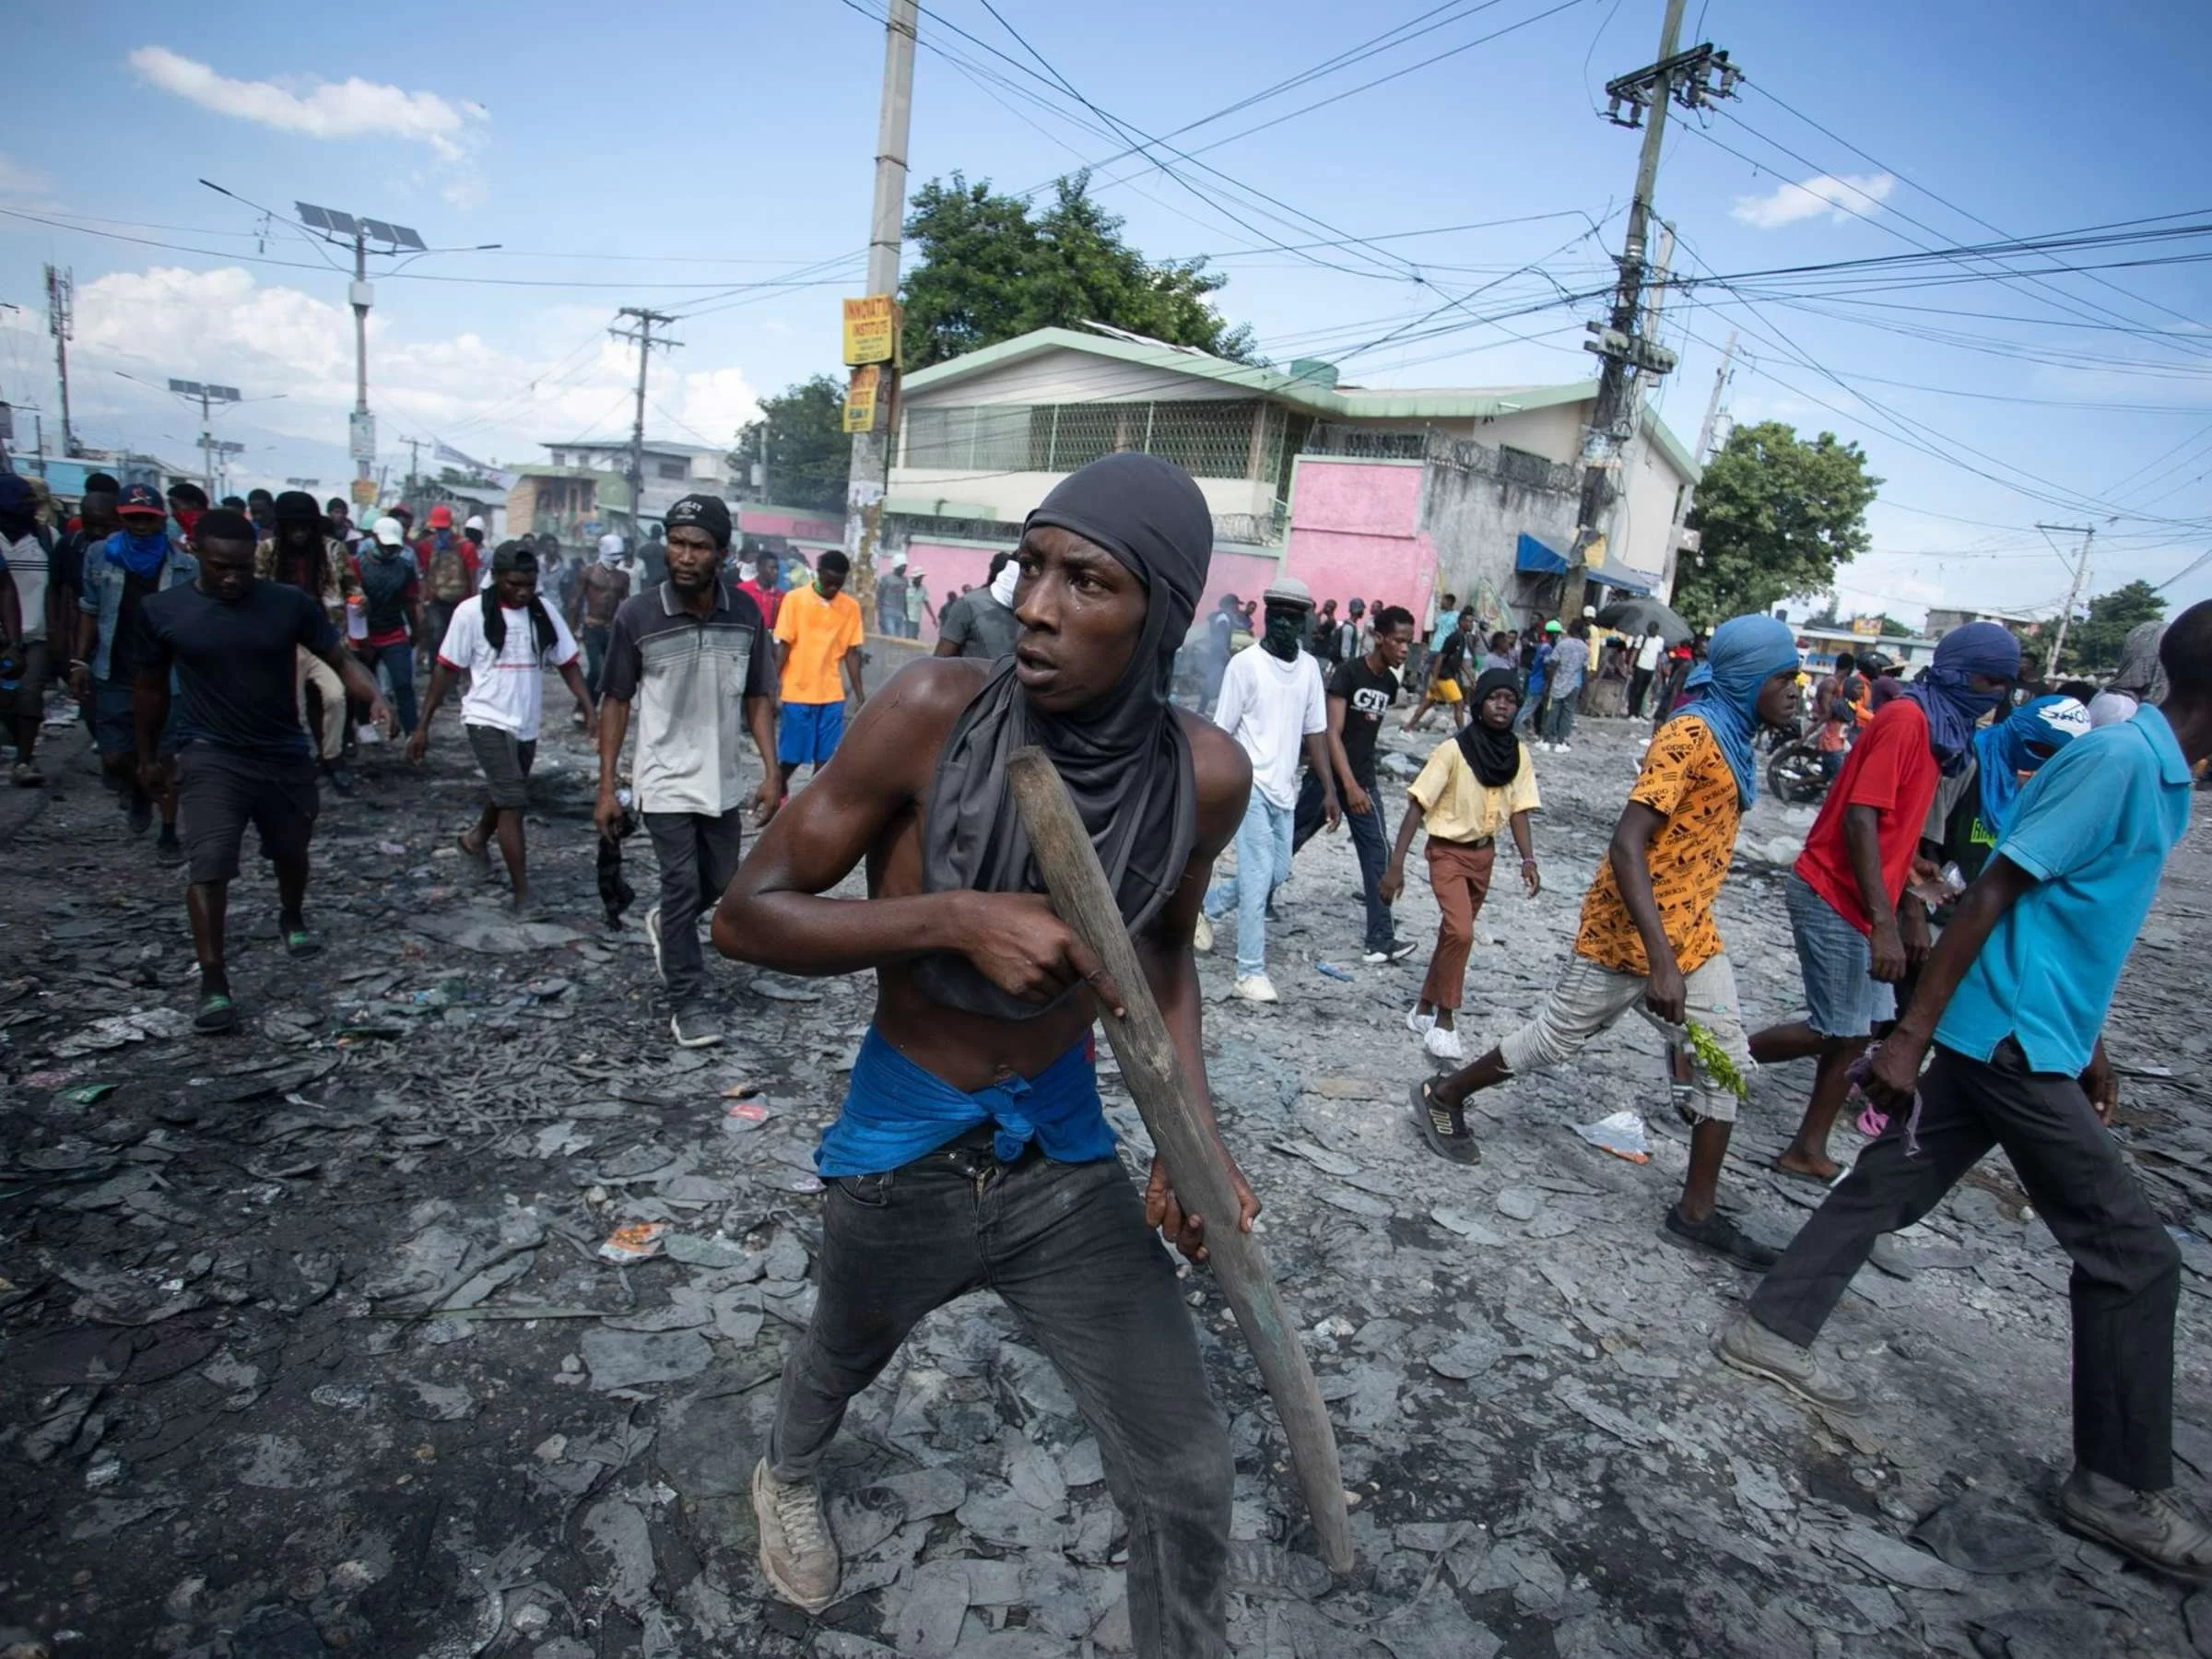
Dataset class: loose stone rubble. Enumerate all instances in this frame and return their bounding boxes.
[3,707,2208,1655]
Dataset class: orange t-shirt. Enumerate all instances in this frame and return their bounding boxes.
[1574,715,1743,976]
[772,585,863,705]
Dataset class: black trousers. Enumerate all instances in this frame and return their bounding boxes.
[642,806,744,1004]
[1628,665,1655,718]
[1750,1040,2182,1489]
[770,1141,1231,1658]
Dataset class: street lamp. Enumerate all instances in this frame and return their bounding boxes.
[114,371,285,495]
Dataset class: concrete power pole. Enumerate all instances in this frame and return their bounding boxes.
[44,265,76,457]
[1565,0,1739,618]
[2041,524,2095,678]
[1660,327,1735,602]
[844,0,920,607]
[613,307,681,543]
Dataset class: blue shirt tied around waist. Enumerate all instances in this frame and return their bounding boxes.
[816,1027,1119,1177]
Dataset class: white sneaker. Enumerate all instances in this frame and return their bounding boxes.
[1424,1024,1465,1061]
[1193,912,1214,953]
[1362,940,1418,965]
[1553,742,1573,754]
[1406,1004,1437,1036]
[1534,740,1552,752]
[752,1460,841,1612]
[1233,974,1279,1004]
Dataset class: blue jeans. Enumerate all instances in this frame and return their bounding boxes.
[581,624,611,699]
[369,641,417,735]
[1204,793,1294,979]
[1544,692,1578,745]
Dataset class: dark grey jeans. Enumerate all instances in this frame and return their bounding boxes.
[769,1137,1231,1658]
[1750,1039,2183,1489]
[642,806,744,1005]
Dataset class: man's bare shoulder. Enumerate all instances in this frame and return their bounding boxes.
[876,654,994,724]
[1176,706,1252,843]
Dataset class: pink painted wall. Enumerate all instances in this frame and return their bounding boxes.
[900,540,1003,642]
[740,506,841,542]
[1282,459,1438,623]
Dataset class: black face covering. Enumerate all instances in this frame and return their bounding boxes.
[914,453,1212,1019]
[1262,604,1306,662]
[1458,666,1524,787]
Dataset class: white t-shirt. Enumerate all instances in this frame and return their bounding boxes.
[4,531,52,642]
[1636,634,1665,673]
[435,594,580,740]
[1213,643,1326,810]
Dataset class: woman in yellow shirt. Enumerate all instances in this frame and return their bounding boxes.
[1379,667,1541,1061]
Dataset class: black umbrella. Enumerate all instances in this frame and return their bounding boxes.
[1594,596,1693,644]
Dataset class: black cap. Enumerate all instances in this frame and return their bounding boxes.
[665,493,732,549]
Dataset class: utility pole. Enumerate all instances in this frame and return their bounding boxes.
[611,308,681,540]
[45,265,76,457]
[351,228,374,505]
[2040,524,2095,678]
[404,435,425,512]
[1659,328,1735,601]
[844,0,920,608]
[1600,222,1675,583]
[1566,0,1739,617]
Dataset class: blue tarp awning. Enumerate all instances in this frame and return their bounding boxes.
[1514,532,1568,575]
[1588,563,1659,597]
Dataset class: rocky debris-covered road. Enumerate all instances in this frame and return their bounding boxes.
[4,699,2211,1658]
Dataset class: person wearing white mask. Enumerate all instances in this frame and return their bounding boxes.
[567,532,632,700]
[934,550,1021,660]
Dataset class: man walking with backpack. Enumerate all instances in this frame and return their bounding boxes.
[352,517,425,743]
[421,507,477,660]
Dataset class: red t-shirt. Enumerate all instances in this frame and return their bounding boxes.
[1794,697,1938,935]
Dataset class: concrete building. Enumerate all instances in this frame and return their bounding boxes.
[532,439,735,532]
[880,325,1701,634]
[1925,605,2045,641]
[1791,621,1940,676]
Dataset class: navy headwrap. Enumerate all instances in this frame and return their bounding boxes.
[1903,622,2020,774]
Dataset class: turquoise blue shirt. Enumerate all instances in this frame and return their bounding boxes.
[1936,707,2193,1077]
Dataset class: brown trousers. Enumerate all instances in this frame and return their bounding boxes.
[1419,838,1495,1011]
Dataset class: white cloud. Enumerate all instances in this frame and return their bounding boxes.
[127,47,488,161]
[33,265,756,476]
[1731,171,1895,230]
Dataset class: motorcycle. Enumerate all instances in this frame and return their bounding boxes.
[1766,721,1830,806]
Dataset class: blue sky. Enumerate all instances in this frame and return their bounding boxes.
[3,0,2206,625]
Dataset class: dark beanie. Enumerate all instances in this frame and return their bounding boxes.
[665,493,733,549]
[274,489,322,524]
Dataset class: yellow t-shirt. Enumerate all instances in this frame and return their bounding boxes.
[772,586,864,705]
[1574,714,1742,976]
[1406,739,1539,844]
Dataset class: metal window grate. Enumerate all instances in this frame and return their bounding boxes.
[903,399,1277,483]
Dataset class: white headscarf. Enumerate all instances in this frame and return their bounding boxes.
[597,533,625,567]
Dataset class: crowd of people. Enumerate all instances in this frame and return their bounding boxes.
[2,451,2208,1653]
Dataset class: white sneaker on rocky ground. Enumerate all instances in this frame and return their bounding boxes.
[1406,1004,1436,1036]
[1553,742,1573,754]
[2057,1466,2212,1583]
[1233,974,1278,1003]
[1423,1024,1465,1061]
[752,1460,841,1612]
[1193,912,1214,953]
[1362,939,1418,964]
[1533,740,1551,752]
[1714,1315,1863,1413]
[670,1004,723,1048]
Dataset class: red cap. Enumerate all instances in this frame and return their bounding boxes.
[428,504,454,528]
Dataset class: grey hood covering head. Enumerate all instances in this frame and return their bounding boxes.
[914,452,1212,1018]
[2112,619,2169,702]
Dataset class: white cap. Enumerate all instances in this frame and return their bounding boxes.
[464,514,486,532]
[371,515,406,547]
[1263,575,1314,610]
[598,533,625,557]
[1583,604,1597,617]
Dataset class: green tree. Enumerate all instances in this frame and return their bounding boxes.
[1675,422,1881,628]
[733,376,850,516]
[2062,578,2165,674]
[900,171,1255,369]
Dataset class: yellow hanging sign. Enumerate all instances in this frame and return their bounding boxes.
[841,296,902,366]
[842,365,884,434]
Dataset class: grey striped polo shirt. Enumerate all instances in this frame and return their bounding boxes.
[601,580,770,815]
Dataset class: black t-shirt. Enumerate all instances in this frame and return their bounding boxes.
[1328,655,1400,786]
[136,580,335,759]
[1435,629,1471,683]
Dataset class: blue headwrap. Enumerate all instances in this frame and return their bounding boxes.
[1972,694,2088,840]
[1674,615,1802,807]
[103,526,171,582]
[1902,621,2019,775]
